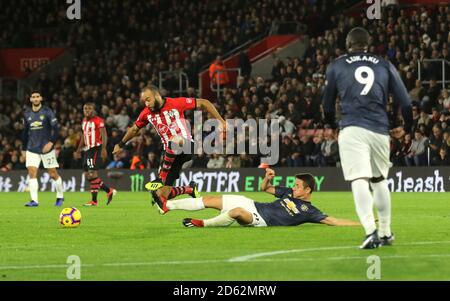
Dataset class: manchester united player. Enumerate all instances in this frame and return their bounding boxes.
[112,86,226,201]
[75,103,116,206]
[22,91,64,207]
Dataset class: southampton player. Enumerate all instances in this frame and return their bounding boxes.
[74,103,116,206]
[150,168,360,228]
[112,86,225,201]
[322,27,413,249]
[22,91,64,207]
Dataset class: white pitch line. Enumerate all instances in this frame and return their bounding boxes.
[252,253,450,262]
[228,240,450,262]
[1,241,450,271]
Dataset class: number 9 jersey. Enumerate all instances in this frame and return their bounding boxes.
[322,51,411,135]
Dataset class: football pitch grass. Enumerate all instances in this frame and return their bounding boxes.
[0,191,449,281]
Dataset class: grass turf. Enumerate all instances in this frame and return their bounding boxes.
[0,191,449,280]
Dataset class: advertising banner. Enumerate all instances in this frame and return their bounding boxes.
[0,167,449,193]
[0,48,66,78]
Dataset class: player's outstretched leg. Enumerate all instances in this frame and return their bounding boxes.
[147,182,200,213]
[151,191,218,215]
[183,207,253,228]
[166,181,199,199]
[351,178,380,249]
[48,168,64,206]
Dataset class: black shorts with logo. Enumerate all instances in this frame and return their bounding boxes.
[160,140,194,186]
[83,146,103,171]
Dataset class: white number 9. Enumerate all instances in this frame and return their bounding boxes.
[355,66,374,95]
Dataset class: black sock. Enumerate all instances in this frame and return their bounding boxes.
[100,182,110,193]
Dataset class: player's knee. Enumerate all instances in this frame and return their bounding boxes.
[370,176,385,183]
[28,168,38,178]
[48,169,59,179]
[228,207,245,219]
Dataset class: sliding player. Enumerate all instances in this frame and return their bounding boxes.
[150,168,360,228]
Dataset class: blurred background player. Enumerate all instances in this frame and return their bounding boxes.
[322,27,413,249]
[74,103,116,207]
[150,168,360,228]
[22,91,64,207]
[112,85,225,201]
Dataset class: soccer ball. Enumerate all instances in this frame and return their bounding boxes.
[59,207,82,228]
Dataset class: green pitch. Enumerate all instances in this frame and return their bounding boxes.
[0,191,449,280]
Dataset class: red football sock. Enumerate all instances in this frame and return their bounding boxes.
[168,186,194,200]
[90,178,101,202]
[159,149,176,184]
[191,219,204,227]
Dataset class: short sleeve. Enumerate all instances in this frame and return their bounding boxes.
[97,117,105,128]
[171,97,196,111]
[274,186,293,198]
[135,109,149,129]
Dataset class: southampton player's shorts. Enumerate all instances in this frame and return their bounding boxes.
[160,140,195,186]
[338,126,392,181]
[221,195,268,227]
[83,146,102,171]
[25,150,59,169]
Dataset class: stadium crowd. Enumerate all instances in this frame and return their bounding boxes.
[0,1,449,171]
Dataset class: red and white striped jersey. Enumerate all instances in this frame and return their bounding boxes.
[82,116,105,150]
[135,97,196,150]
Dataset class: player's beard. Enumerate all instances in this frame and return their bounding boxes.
[153,100,161,111]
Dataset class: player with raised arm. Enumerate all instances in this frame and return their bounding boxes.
[150,168,360,228]
[74,103,116,207]
[322,27,413,249]
[112,86,225,202]
[22,91,64,207]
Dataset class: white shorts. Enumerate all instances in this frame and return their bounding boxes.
[221,195,267,227]
[26,150,59,169]
[338,126,391,181]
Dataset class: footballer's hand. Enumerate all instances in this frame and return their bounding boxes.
[390,127,405,139]
[101,148,108,161]
[42,142,54,154]
[112,144,123,155]
[265,168,275,180]
[21,151,26,160]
